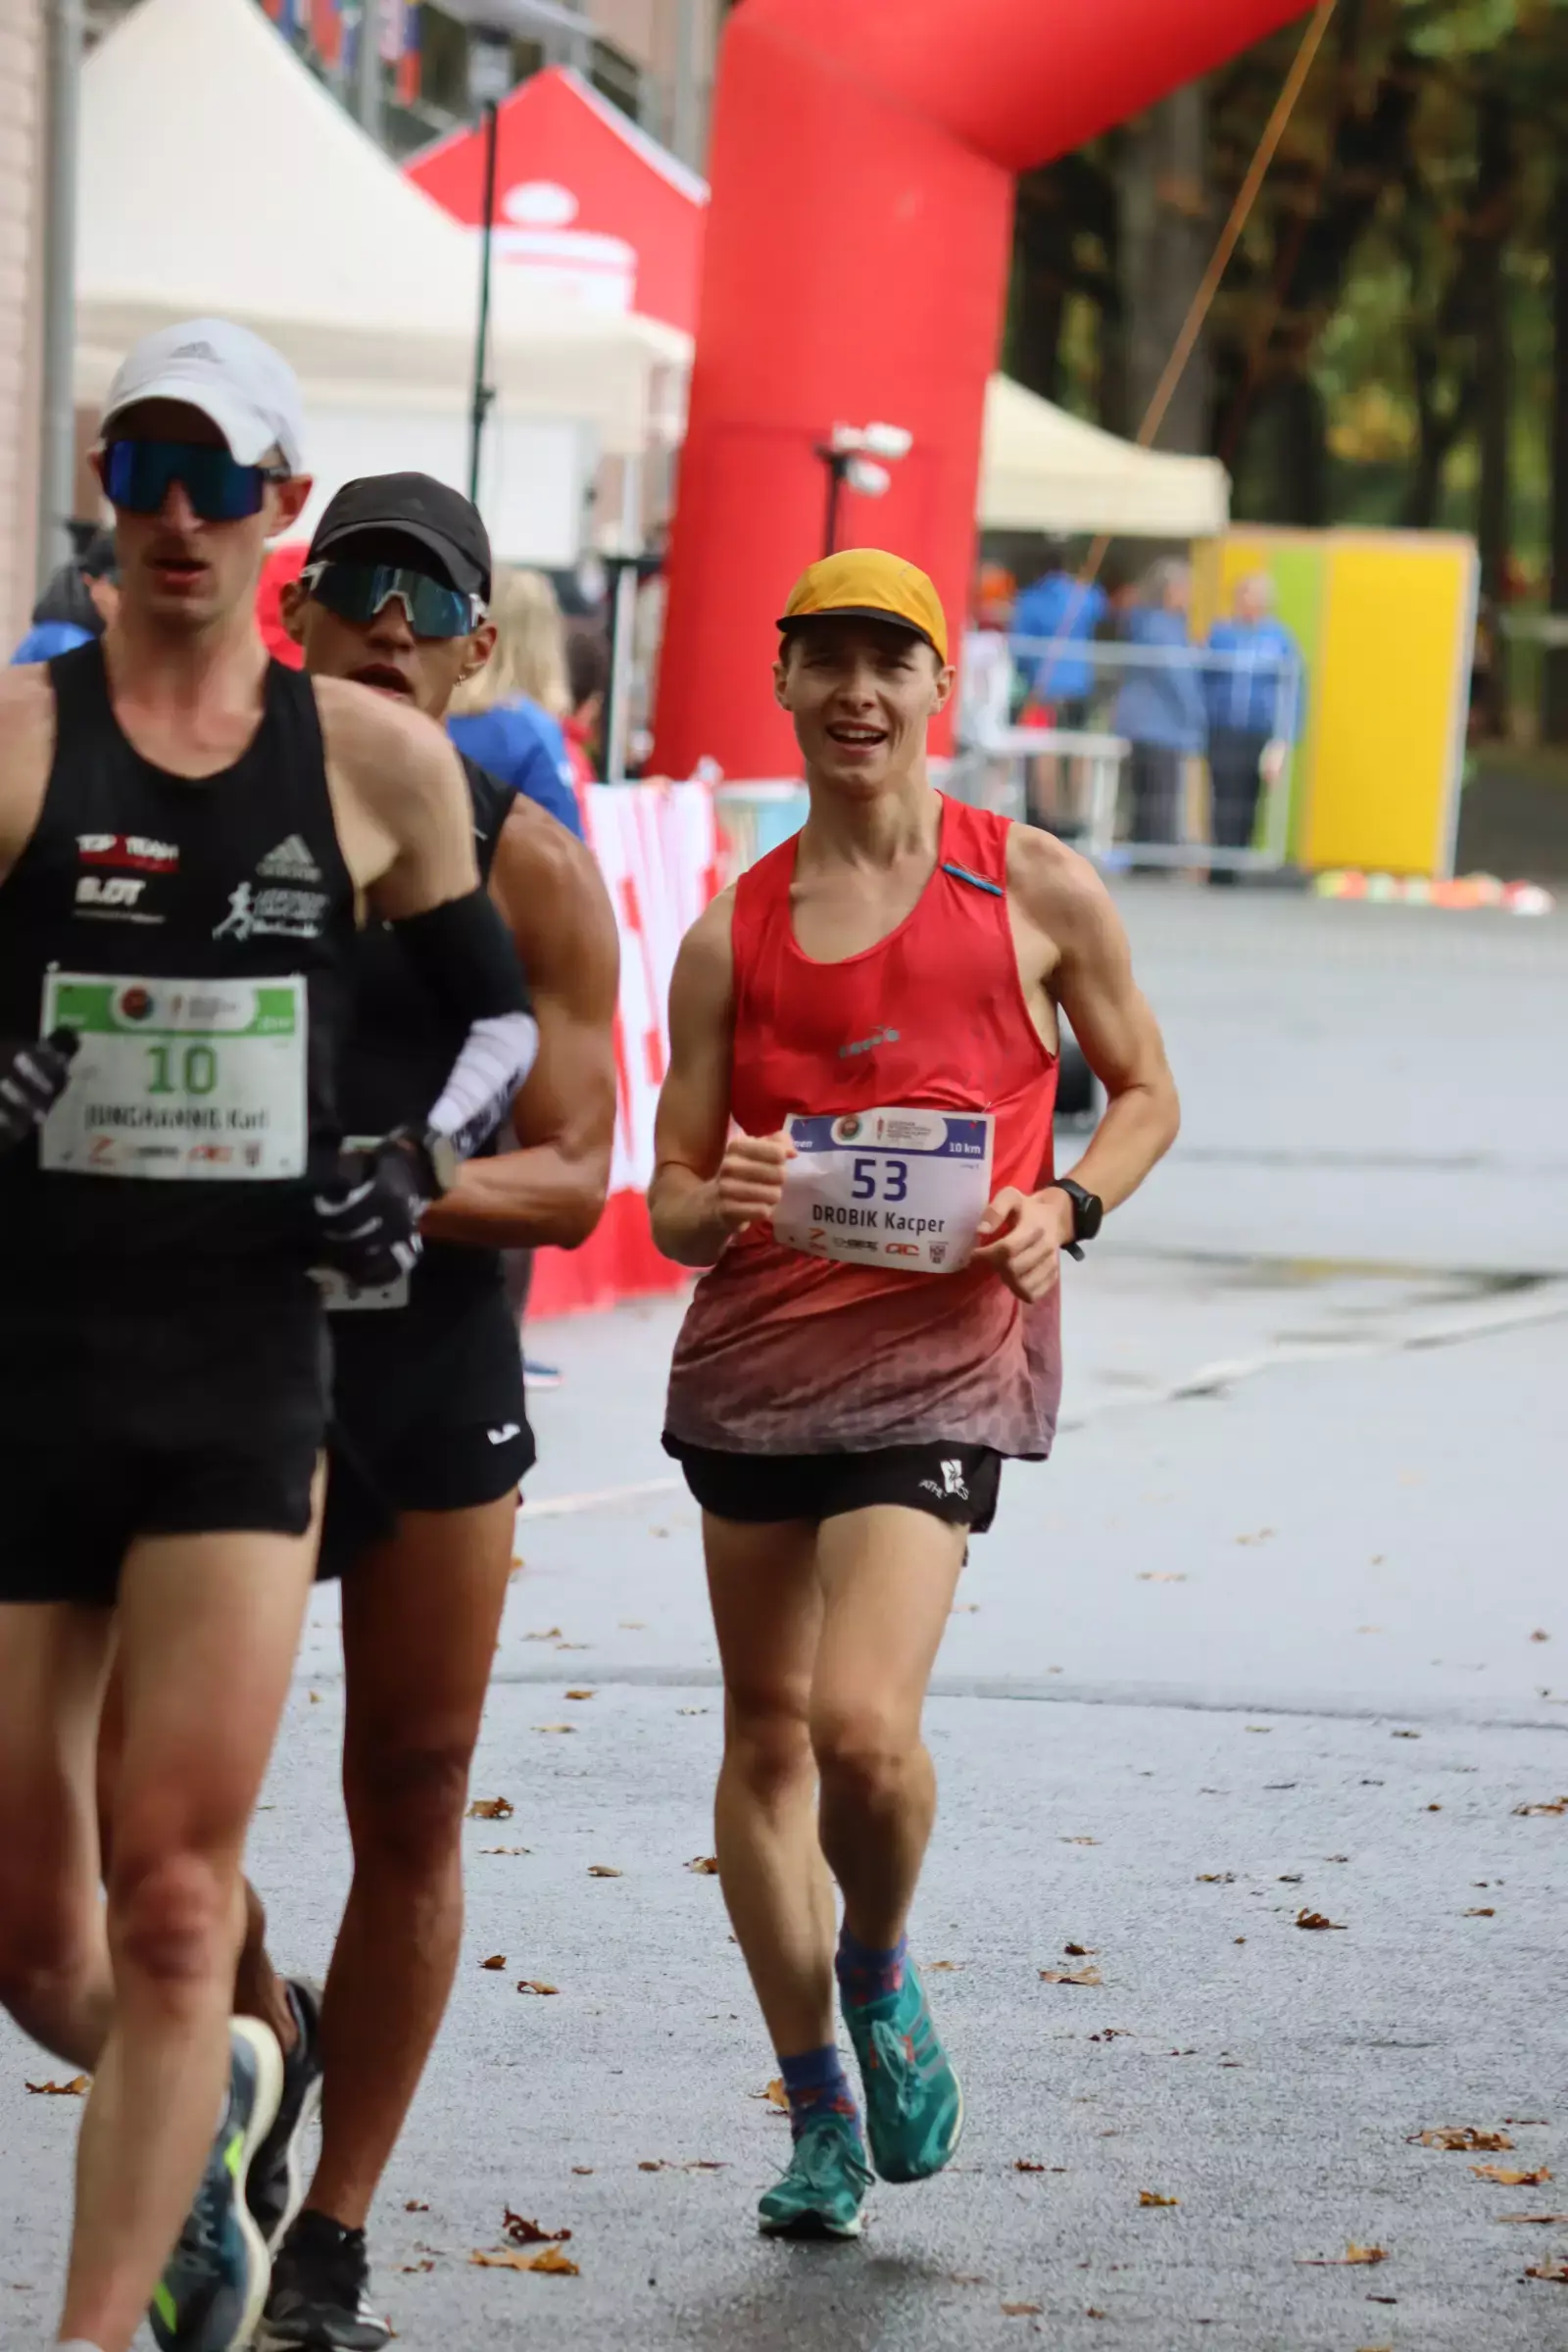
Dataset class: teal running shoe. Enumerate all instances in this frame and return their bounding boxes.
[759,2114,873,2238]
[150,2017,284,2352]
[843,1959,963,2184]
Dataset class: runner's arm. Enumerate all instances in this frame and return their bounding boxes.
[649,891,782,1268]
[1020,835,1180,1213]
[418,804,620,1250]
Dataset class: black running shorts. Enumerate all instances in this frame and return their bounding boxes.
[664,1437,1003,1533]
[0,1298,329,1607]
[319,1276,534,1578]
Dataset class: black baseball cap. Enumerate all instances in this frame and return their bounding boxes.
[307,473,492,601]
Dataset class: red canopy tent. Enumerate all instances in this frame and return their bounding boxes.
[406,67,706,335]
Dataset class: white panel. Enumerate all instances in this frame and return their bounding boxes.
[290,405,593,570]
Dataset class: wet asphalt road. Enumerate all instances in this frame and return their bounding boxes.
[3,886,1565,2351]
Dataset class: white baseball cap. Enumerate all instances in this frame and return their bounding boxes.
[100,318,306,472]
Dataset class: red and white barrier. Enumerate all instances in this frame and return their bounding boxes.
[528,782,721,1318]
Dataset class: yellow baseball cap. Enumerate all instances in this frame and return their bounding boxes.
[778,549,949,664]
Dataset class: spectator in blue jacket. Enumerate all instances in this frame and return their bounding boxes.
[1012,538,1107,723]
[11,530,119,663]
[1113,558,1206,850]
[1203,571,1301,880]
[447,564,584,841]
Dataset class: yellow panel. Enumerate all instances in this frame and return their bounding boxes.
[1303,539,1475,877]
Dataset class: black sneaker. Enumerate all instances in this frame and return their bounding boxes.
[256,2211,390,2352]
[246,1982,324,2253]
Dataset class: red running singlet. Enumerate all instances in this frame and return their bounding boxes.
[663,795,1063,1459]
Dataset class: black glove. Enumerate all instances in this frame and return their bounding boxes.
[0,1028,78,1155]
[312,1134,429,1290]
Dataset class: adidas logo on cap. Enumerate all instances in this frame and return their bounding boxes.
[257,834,322,882]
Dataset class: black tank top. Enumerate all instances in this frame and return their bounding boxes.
[0,641,356,1307]
[338,755,516,1299]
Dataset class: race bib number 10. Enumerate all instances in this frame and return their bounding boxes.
[772,1107,995,1275]
[37,972,308,1180]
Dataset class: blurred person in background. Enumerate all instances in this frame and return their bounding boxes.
[1014,540,1107,836]
[1202,570,1300,885]
[1113,557,1206,855]
[11,527,119,662]
[956,563,1018,812]
[448,565,583,842]
[564,627,609,787]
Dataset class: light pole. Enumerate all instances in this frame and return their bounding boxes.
[812,421,912,559]
[37,0,83,591]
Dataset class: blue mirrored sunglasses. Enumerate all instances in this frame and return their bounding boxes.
[102,439,290,523]
[301,561,484,642]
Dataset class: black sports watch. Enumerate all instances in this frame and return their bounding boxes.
[1044,1176,1103,1261]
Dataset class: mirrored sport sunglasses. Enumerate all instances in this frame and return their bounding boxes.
[102,439,292,523]
[300,561,485,641]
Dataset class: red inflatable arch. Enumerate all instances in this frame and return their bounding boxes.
[654,0,1311,782]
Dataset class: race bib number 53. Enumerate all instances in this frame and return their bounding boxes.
[772,1107,995,1275]
[37,972,308,1180]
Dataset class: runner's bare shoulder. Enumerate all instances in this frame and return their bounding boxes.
[311,673,472,891]
[672,882,738,1007]
[0,663,61,877]
[1004,819,1122,963]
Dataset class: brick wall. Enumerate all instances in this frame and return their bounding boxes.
[0,0,42,651]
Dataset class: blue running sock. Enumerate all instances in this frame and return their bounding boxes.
[836,1926,907,2007]
[778,2044,860,2141]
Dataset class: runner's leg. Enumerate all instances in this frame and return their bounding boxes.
[704,1514,835,2059]
[810,1505,967,1951]
[100,1660,298,2055]
[307,1492,515,2228]
[0,1605,116,2070]
[61,1517,317,2352]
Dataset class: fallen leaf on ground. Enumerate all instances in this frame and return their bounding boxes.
[1392,1730,1421,1740]
[952,1602,981,1613]
[405,2199,429,2212]
[638,2160,665,2172]
[555,1641,590,1650]
[1060,1836,1100,1846]
[1498,2212,1568,2225]
[470,2245,579,2276]
[686,1856,720,1874]
[467,1797,514,1821]
[1297,1910,1347,1931]
[1086,2310,1107,2322]
[1237,1530,1274,1544]
[1532,1630,1550,1642]
[1473,2166,1552,2186]
[587,1865,622,1879]
[1411,2127,1513,2151]
[677,1706,708,1716]
[1524,2260,1568,2282]
[564,1689,596,1701]
[480,1954,508,1971]
[400,2258,435,2274]
[571,2166,594,2175]
[1014,2159,1047,2172]
[1279,1873,1303,1885]
[516,1981,559,1996]
[927,1959,964,1972]
[1245,1725,1272,1734]
[1296,2244,1388,2267]
[1197,1872,1235,1885]
[949,2272,987,2286]
[683,2160,726,2171]
[1063,1942,1097,1956]
[1139,2190,1179,2208]
[1137,1571,1187,1583]
[619,1620,646,1630]
[1464,1907,1495,1917]
[25,2077,89,2095]
[1002,2304,1042,2317]
[478,1845,530,1855]
[535,1724,576,1735]
[523,1628,564,1642]
[1514,1798,1568,1816]
[503,2211,571,2244]
[1041,1967,1102,1986]
[753,2079,789,2110]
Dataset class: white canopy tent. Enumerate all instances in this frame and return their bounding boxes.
[75,0,691,560]
[980,375,1229,539]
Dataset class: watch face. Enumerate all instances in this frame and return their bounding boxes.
[1078,1188,1104,1239]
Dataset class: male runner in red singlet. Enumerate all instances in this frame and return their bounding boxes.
[649,549,1180,2237]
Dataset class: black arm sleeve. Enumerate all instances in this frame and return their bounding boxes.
[389,887,532,1025]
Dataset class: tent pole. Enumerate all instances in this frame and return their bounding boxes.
[467,96,500,506]
[38,0,82,592]
[356,0,382,140]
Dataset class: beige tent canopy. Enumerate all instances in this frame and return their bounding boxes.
[75,0,690,460]
[980,375,1229,539]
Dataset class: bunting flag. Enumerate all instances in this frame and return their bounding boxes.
[310,0,343,67]
[259,0,303,30]
[385,0,421,105]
